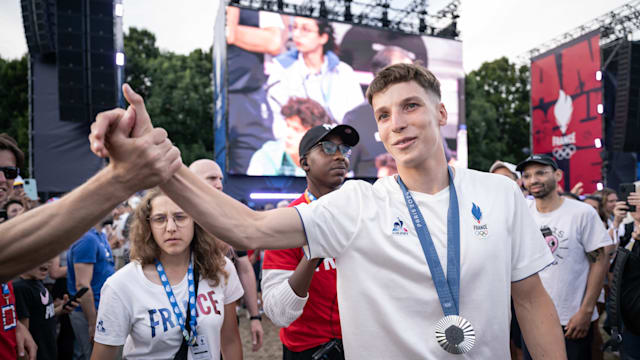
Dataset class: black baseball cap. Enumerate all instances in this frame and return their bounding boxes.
[298,124,360,157]
[516,154,559,172]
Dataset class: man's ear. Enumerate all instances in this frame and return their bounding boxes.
[554,168,563,183]
[300,157,310,171]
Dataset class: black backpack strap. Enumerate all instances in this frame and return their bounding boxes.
[602,247,630,352]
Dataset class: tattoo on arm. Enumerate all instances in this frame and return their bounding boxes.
[586,248,603,263]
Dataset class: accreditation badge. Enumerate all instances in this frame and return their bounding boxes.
[190,334,211,360]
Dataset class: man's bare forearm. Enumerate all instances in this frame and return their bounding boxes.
[160,165,305,250]
[288,258,321,297]
[581,248,608,314]
[79,288,97,326]
[236,257,260,316]
[0,167,131,282]
[513,274,566,359]
[233,26,282,55]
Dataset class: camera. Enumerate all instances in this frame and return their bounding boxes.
[312,339,343,360]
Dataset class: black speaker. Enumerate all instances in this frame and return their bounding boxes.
[20,0,56,55]
[56,0,89,122]
[612,40,640,152]
[55,0,117,122]
[88,0,117,118]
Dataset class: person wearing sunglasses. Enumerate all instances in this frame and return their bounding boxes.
[262,124,358,360]
[247,97,335,176]
[0,134,24,208]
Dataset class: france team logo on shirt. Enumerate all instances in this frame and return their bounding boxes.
[471,203,489,239]
[392,217,409,236]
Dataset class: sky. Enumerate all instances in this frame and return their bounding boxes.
[0,0,632,73]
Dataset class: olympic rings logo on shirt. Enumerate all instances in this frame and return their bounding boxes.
[474,230,488,237]
[552,144,576,160]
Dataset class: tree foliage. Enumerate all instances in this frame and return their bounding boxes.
[0,55,29,175]
[465,57,531,171]
[124,28,214,165]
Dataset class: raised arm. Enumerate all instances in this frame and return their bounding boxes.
[160,165,305,250]
[226,7,283,56]
[0,105,181,282]
[90,85,306,251]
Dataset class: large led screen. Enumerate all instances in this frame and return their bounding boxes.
[530,31,603,193]
[226,7,464,177]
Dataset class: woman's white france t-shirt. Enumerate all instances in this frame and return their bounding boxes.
[94,257,243,360]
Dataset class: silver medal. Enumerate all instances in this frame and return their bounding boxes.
[434,315,476,354]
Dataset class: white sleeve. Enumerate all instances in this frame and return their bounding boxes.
[94,282,131,346]
[259,11,285,29]
[581,206,614,252]
[223,259,244,304]
[261,268,309,327]
[295,180,366,259]
[508,181,555,281]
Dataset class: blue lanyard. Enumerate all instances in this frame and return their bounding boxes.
[397,166,461,316]
[304,189,317,203]
[155,258,198,345]
[1,283,9,296]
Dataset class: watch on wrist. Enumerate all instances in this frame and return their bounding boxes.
[250,315,262,321]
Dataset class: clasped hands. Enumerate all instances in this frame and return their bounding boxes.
[88,84,182,191]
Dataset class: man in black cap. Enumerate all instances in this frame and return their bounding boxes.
[261,124,358,360]
[517,154,611,360]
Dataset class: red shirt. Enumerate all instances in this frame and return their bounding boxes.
[262,194,341,352]
[0,282,17,360]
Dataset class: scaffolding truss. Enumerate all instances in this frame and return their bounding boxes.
[226,0,461,39]
[527,0,640,59]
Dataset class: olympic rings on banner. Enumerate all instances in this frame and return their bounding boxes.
[552,144,576,160]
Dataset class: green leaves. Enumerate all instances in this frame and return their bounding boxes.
[0,55,29,175]
[124,28,214,165]
[465,57,531,171]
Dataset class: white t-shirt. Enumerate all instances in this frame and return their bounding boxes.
[295,167,554,359]
[94,258,243,360]
[527,198,613,325]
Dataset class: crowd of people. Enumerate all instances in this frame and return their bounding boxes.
[1,60,639,360]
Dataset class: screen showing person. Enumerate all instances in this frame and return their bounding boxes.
[224,8,464,177]
[247,97,335,176]
[267,16,364,140]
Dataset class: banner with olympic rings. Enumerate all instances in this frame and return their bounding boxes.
[530,31,603,193]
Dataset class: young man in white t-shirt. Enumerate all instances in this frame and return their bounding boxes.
[517,154,611,360]
[90,63,567,358]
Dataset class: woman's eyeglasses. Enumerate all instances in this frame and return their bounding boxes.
[148,213,191,228]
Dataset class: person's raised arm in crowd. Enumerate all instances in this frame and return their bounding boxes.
[90,86,306,252]
[0,86,182,282]
[226,6,283,56]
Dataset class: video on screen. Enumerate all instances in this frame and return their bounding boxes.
[226,7,464,177]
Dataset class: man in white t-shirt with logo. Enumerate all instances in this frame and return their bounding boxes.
[90,63,567,359]
[516,154,611,360]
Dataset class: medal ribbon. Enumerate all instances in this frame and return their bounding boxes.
[155,257,198,345]
[397,166,460,316]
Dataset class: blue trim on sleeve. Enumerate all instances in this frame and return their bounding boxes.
[294,207,312,260]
